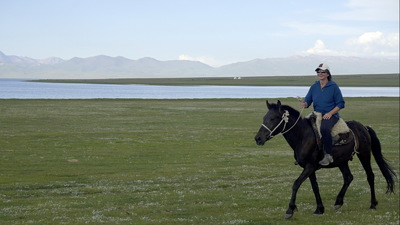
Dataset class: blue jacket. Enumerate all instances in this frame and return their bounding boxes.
[304,81,345,118]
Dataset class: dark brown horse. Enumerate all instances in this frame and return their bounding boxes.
[254,100,396,219]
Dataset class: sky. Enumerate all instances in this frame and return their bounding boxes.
[0,0,399,67]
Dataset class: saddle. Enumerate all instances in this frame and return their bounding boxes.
[306,112,354,148]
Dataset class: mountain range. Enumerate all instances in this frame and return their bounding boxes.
[0,51,398,79]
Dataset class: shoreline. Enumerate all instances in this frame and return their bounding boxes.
[25,73,400,87]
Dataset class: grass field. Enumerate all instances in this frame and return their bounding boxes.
[32,73,400,87]
[0,98,399,224]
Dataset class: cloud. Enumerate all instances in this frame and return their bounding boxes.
[352,31,384,44]
[347,32,399,47]
[283,1,398,37]
[346,32,399,57]
[303,32,399,58]
[331,0,399,21]
[283,22,362,36]
[303,40,343,56]
[178,54,193,61]
[178,54,228,67]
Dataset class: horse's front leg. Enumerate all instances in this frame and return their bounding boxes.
[309,172,324,214]
[285,165,316,219]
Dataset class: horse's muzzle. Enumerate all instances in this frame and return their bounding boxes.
[254,135,268,145]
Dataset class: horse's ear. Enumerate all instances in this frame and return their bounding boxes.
[277,100,282,112]
[266,100,272,109]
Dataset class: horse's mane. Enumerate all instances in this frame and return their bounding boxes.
[282,105,301,118]
[269,103,301,118]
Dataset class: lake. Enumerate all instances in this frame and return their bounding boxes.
[0,79,398,99]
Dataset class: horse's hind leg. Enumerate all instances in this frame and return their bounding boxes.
[358,153,378,209]
[334,163,353,210]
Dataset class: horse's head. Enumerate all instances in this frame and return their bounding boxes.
[254,100,288,145]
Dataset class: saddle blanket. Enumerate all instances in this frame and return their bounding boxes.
[306,111,350,138]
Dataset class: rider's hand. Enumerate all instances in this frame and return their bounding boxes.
[323,113,332,120]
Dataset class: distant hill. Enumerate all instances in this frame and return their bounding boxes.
[0,51,398,78]
[215,55,399,76]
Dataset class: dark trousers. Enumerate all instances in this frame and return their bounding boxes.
[320,116,339,154]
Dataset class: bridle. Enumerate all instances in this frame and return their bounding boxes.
[261,107,304,138]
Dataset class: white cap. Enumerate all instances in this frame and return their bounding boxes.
[315,63,330,72]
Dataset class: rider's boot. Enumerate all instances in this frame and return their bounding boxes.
[319,153,333,166]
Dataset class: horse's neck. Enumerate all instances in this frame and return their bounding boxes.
[283,118,311,151]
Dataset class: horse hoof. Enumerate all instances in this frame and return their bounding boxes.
[334,205,342,211]
[313,210,324,215]
[284,214,293,219]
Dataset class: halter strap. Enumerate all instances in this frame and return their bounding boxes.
[261,107,304,138]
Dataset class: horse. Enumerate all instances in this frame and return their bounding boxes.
[254,100,396,219]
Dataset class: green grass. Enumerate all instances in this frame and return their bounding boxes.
[0,98,399,224]
[32,73,400,87]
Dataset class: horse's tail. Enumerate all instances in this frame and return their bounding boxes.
[367,126,397,193]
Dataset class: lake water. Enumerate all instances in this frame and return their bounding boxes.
[0,79,398,99]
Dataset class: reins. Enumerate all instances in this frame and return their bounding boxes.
[261,107,305,138]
